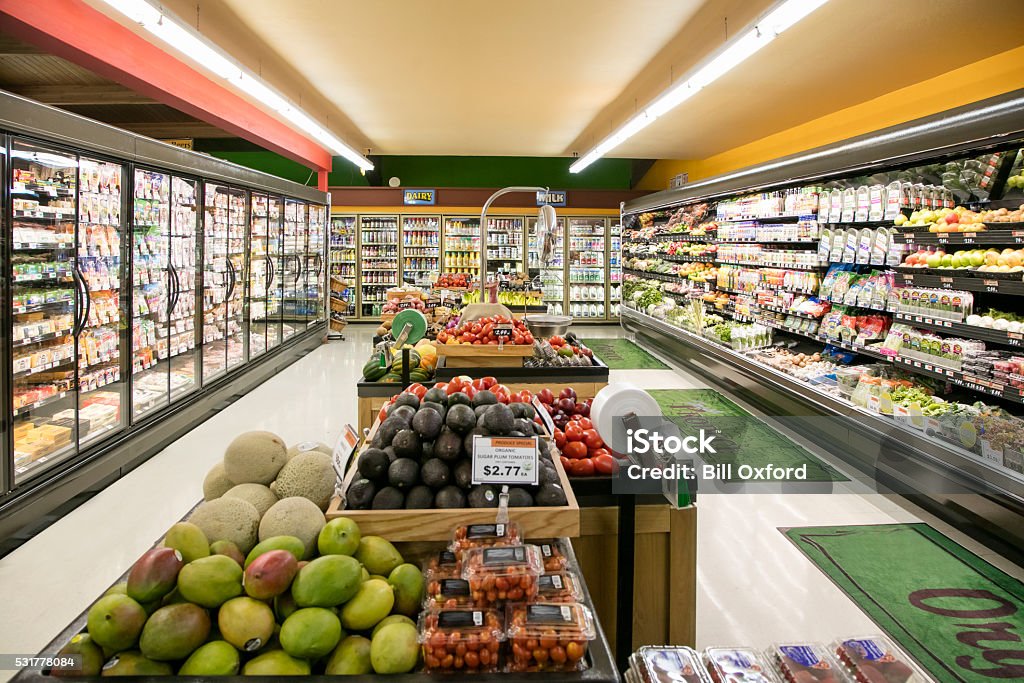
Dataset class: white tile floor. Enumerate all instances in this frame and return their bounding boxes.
[0,323,1017,678]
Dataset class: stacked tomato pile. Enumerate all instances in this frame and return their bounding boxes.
[380,376,534,421]
[437,316,535,345]
[436,273,472,289]
[546,335,593,359]
[536,388,616,477]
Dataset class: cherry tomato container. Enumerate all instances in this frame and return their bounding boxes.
[704,647,781,683]
[534,538,570,572]
[535,570,583,604]
[422,549,462,583]
[451,522,522,554]
[634,646,713,683]
[506,601,596,672]
[424,577,478,609]
[832,636,928,683]
[768,643,850,683]
[418,608,505,673]
[462,544,543,608]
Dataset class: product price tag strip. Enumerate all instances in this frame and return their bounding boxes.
[471,435,539,486]
[332,424,360,489]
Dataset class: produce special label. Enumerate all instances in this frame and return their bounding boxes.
[525,604,573,624]
[471,436,538,486]
[466,523,505,539]
[438,610,484,628]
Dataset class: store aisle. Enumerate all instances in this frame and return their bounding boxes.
[0,324,1018,677]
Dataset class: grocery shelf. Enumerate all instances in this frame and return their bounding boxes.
[12,329,73,348]
[14,358,73,380]
[892,229,1024,245]
[896,271,1024,295]
[893,313,1024,348]
[12,300,73,315]
[13,242,74,250]
[891,356,1024,404]
[13,391,69,418]
[13,443,76,480]
[715,237,819,244]
[718,213,808,222]
[12,272,73,284]
[756,304,823,320]
[717,285,818,296]
[715,260,824,271]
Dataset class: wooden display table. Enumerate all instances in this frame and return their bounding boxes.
[435,343,535,368]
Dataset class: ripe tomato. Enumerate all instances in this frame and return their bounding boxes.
[406,383,427,399]
[553,429,566,449]
[437,331,449,343]
[550,335,565,346]
[563,441,588,460]
[593,452,616,475]
[494,390,510,405]
[472,378,486,391]
[482,376,498,389]
[463,385,477,399]
[564,424,584,442]
[514,390,532,404]
[378,406,388,422]
[577,417,594,431]
[537,388,554,405]
[583,429,604,450]
[570,414,582,422]
[559,455,571,471]
[471,323,482,335]
[571,458,595,476]
[446,382,463,396]
[523,333,534,345]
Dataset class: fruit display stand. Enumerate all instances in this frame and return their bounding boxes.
[434,357,609,400]
[435,344,536,369]
[13,507,619,683]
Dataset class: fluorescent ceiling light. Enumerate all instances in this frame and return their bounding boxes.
[570,0,829,174]
[96,0,373,171]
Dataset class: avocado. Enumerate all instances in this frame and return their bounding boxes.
[420,459,450,489]
[473,405,491,420]
[388,404,416,425]
[423,388,447,405]
[462,426,489,458]
[388,458,420,490]
[378,416,408,447]
[420,441,435,462]
[539,463,559,485]
[512,418,535,436]
[471,390,497,408]
[467,485,499,508]
[372,486,405,509]
[404,485,434,509]
[538,438,551,457]
[445,404,477,435]
[508,431,526,437]
[394,393,421,411]
[509,402,536,420]
[483,404,514,435]
[453,461,473,489]
[447,391,472,408]
[412,409,443,441]
[434,486,466,509]
[420,401,447,420]
[392,429,422,459]
[535,483,568,507]
[435,428,462,462]
[347,479,376,509]
[370,430,384,450]
[358,449,389,482]
[507,488,534,507]
[382,446,398,463]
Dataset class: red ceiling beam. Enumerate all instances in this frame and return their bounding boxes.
[0,0,332,172]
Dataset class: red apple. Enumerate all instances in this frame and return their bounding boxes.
[537,388,555,405]
[559,387,577,401]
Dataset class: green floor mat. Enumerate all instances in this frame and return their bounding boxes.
[784,523,1024,683]
[580,338,669,369]
[651,389,848,482]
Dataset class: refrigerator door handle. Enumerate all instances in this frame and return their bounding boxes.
[293,254,303,284]
[266,256,275,288]
[71,267,85,336]
[226,258,237,301]
[315,253,324,277]
[168,263,180,315]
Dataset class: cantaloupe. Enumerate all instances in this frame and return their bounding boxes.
[286,442,333,460]
[258,497,326,559]
[223,431,287,485]
[188,498,261,554]
[203,462,234,501]
[222,483,278,517]
[273,452,336,511]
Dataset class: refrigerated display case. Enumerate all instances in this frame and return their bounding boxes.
[202,184,247,383]
[442,216,481,280]
[305,204,326,328]
[360,214,398,317]
[528,215,565,315]
[265,196,284,350]
[248,193,271,358]
[567,217,606,320]
[329,214,357,314]
[281,199,307,339]
[485,216,524,275]
[609,221,622,318]
[401,215,439,285]
[167,177,199,401]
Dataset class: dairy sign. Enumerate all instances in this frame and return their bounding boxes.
[536,190,567,207]
[403,189,435,205]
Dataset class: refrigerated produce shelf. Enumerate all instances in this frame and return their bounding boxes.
[892,229,1024,245]
[892,313,1024,347]
[896,271,1024,295]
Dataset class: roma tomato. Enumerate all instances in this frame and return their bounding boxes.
[572,458,595,477]
[553,429,567,449]
[559,455,571,471]
[564,424,584,442]
[593,453,616,475]
[577,417,594,431]
[583,429,604,450]
[563,441,588,460]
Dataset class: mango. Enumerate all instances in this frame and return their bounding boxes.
[291,555,362,607]
[387,564,424,617]
[103,583,127,597]
[325,635,372,675]
[100,651,172,676]
[210,540,245,567]
[280,607,343,660]
[218,597,275,652]
[370,622,418,674]
[339,579,393,631]
[52,634,104,677]
[371,614,415,638]
[274,590,299,622]
[244,536,304,568]
[177,555,242,608]
[139,603,210,661]
[163,522,209,564]
[354,536,403,576]
[317,517,361,556]
[242,651,310,676]
[244,549,297,600]
[127,548,183,603]
[178,641,239,676]
[87,594,147,652]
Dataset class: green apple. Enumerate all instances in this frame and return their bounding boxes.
[926,253,943,268]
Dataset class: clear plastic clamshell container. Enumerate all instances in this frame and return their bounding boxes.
[704,646,781,683]
[535,570,584,604]
[418,608,505,673]
[451,522,522,554]
[422,548,462,583]
[506,602,597,672]
[424,577,477,609]
[769,643,849,683]
[636,646,713,683]
[832,636,929,683]
[461,545,543,608]
[534,538,570,572]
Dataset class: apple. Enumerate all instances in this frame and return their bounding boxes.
[559,387,577,401]
[558,397,576,413]
[925,253,943,268]
[537,388,554,405]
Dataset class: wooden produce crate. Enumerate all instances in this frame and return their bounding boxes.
[436,343,534,368]
[435,355,609,399]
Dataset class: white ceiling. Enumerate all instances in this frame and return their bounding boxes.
[109,0,1024,161]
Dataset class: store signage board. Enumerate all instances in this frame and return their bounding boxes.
[537,190,567,207]
[160,138,194,150]
[403,189,436,205]
[471,436,539,486]
[332,424,360,481]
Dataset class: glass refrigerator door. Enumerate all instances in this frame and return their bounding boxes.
[248,193,270,357]
[77,158,124,448]
[609,221,622,318]
[282,199,308,339]
[567,218,606,320]
[401,215,440,286]
[130,168,171,420]
[266,196,284,349]
[329,214,357,319]
[305,203,326,327]
[528,216,565,316]
[442,216,480,281]
[226,188,247,371]
[485,216,524,276]
[169,177,199,399]
[202,183,229,382]
[10,140,79,483]
[359,215,398,318]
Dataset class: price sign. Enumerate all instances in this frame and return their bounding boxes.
[396,300,415,310]
[494,324,513,340]
[472,436,539,486]
[332,424,360,482]
[532,396,555,436]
